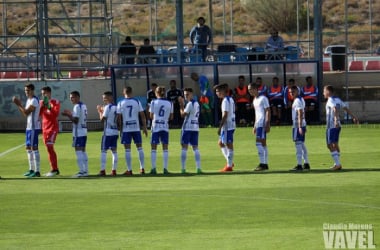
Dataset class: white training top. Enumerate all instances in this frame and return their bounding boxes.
[149,98,173,132]
[253,95,270,128]
[117,97,144,133]
[102,104,119,136]
[182,100,200,131]
[25,96,41,130]
[326,96,347,129]
[292,96,307,128]
[221,96,236,131]
[72,102,88,137]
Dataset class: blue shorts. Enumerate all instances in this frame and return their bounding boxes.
[181,130,199,146]
[101,135,118,150]
[220,129,234,144]
[121,132,142,145]
[326,127,341,144]
[25,129,41,147]
[72,136,87,148]
[292,127,306,142]
[151,131,169,145]
[255,127,266,140]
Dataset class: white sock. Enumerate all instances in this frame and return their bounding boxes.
[295,142,303,165]
[125,149,132,171]
[193,149,201,169]
[82,152,88,173]
[263,146,268,164]
[112,151,118,170]
[227,149,234,167]
[137,147,145,169]
[221,146,228,161]
[33,150,40,172]
[75,151,84,172]
[27,150,35,171]
[181,149,187,170]
[256,142,265,164]
[100,151,107,171]
[331,150,341,166]
[163,150,169,170]
[302,143,309,164]
[151,150,157,169]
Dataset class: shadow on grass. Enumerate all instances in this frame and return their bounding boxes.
[1,168,380,180]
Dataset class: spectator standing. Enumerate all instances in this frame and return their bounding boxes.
[62,91,88,177]
[214,83,236,172]
[40,86,61,177]
[166,80,183,127]
[149,86,173,174]
[117,87,148,175]
[233,75,251,126]
[289,86,311,171]
[96,91,119,176]
[323,85,359,171]
[138,38,156,64]
[190,17,212,62]
[248,83,271,171]
[12,83,41,177]
[118,36,136,64]
[178,88,202,174]
[301,76,319,124]
[267,77,284,125]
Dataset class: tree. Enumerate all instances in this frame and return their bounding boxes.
[240,0,309,33]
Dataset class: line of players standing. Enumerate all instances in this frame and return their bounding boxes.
[234,75,319,126]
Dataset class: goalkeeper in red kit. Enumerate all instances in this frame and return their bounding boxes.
[40,86,61,177]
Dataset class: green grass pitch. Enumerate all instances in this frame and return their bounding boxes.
[0,125,379,250]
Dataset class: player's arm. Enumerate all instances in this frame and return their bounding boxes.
[96,105,105,121]
[61,109,79,124]
[178,96,188,118]
[343,107,359,124]
[297,108,304,135]
[50,101,61,118]
[139,111,148,137]
[218,110,228,135]
[264,107,271,132]
[13,97,35,117]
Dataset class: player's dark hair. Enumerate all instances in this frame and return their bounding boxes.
[183,87,193,93]
[25,83,35,91]
[124,86,133,95]
[151,83,158,87]
[288,78,295,83]
[325,85,334,93]
[273,76,279,81]
[291,85,299,92]
[41,86,51,92]
[70,91,80,97]
[256,77,262,81]
[213,83,229,91]
[306,76,312,81]
[103,91,113,96]
[238,75,245,80]
[248,83,259,90]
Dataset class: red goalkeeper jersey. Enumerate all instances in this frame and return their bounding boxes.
[40,98,60,133]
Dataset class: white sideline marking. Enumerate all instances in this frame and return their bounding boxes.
[0,144,25,158]
[119,193,380,211]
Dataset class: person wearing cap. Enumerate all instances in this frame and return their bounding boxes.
[189,16,212,62]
